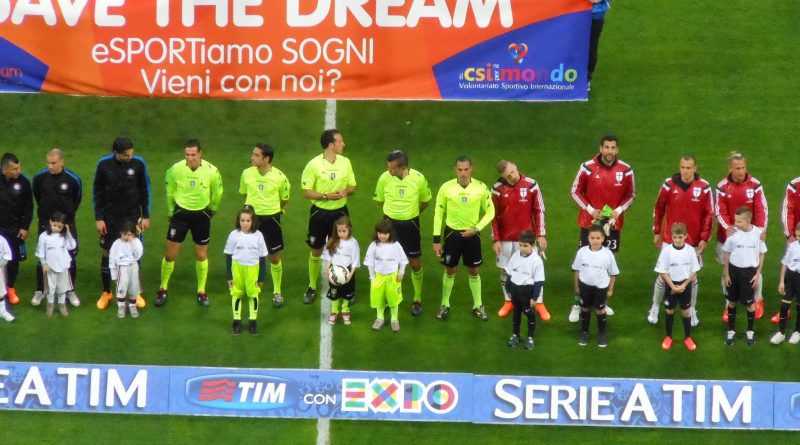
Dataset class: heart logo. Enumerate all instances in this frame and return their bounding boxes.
[507,43,528,64]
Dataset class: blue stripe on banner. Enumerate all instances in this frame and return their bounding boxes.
[2,361,800,430]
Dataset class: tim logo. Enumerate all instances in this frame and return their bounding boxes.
[341,378,458,415]
[186,374,295,410]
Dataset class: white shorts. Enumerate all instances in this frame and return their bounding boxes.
[46,270,72,296]
[115,263,141,298]
[495,240,541,269]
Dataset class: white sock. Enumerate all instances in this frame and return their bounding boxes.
[536,287,544,305]
[755,274,763,301]
[652,277,665,307]
[57,294,66,304]
[691,277,699,309]
[499,271,511,302]
[47,294,55,303]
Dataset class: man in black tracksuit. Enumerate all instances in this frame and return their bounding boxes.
[0,153,33,305]
[93,137,151,310]
[32,148,82,307]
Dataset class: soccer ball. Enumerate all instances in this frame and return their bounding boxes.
[328,264,349,286]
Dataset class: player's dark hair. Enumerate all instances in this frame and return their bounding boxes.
[735,206,753,221]
[119,220,138,236]
[235,206,259,233]
[48,211,67,236]
[587,225,606,238]
[373,218,397,243]
[185,139,202,151]
[519,230,536,245]
[455,155,472,166]
[1,153,19,169]
[255,143,274,163]
[326,215,352,256]
[680,153,696,164]
[320,129,340,149]
[670,222,687,236]
[387,150,408,168]
[112,137,133,154]
[599,135,618,146]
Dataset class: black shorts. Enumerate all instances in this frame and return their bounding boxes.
[579,227,621,252]
[167,207,211,245]
[306,205,349,249]
[386,216,421,258]
[38,222,79,256]
[578,281,608,310]
[257,213,284,254]
[783,269,800,302]
[664,281,693,310]
[506,281,535,308]
[327,269,356,301]
[99,217,140,250]
[726,265,756,306]
[0,229,27,261]
[441,226,482,268]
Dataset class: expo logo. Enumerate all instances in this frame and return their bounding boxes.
[185,374,297,410]
[341,378,458,415]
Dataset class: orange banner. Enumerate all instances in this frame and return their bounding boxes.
[0,1,590,100]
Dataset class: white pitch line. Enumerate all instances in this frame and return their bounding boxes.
[316,98,336,445]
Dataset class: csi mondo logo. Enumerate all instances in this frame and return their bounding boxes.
[185,374,297,410]
[342,378,458,415]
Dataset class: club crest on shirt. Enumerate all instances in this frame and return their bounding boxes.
[127,168,135,176]
[259,184,264,191]
[190,180,196,187]
[693,187,701,198]
[12,183,20,190]
[519,188,528,198]
[746,188,754,199]
[461,196,467,203]
[329,172,336,180]
[60,183,68,191]
[399,189,405,196]
[615,172,623,183]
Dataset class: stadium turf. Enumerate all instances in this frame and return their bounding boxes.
[1,1,798,443]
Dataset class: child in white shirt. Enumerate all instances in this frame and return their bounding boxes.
[322,216,360,326]
[224,206,268,336]
[503,231,545,350]
[654,223,701,351]
[572,225,619,348]
[364,219,409,332]
[35,212,76,317]
[109,221,144,319]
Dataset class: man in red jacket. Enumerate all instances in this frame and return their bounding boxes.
[492,160,549,320]
[771,175,800,323]
[569,135,635,322]
[716,152,768,321]
[649,154,713,327]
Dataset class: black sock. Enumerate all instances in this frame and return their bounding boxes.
[36,263,44,292]
[780,302,791,333]
[794,304,800,333]
[512,304,522,336]
[728,306,737,331]
[580,310,590,332]
[747,309,755,331]
[598,312,607,334]
[665,312,674,337]
[6,261,18,287]
[682,316,691,338]
[525,307,537,338]
[101,255,111,292]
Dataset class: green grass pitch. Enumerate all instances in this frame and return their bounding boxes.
[1,1,799,443]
